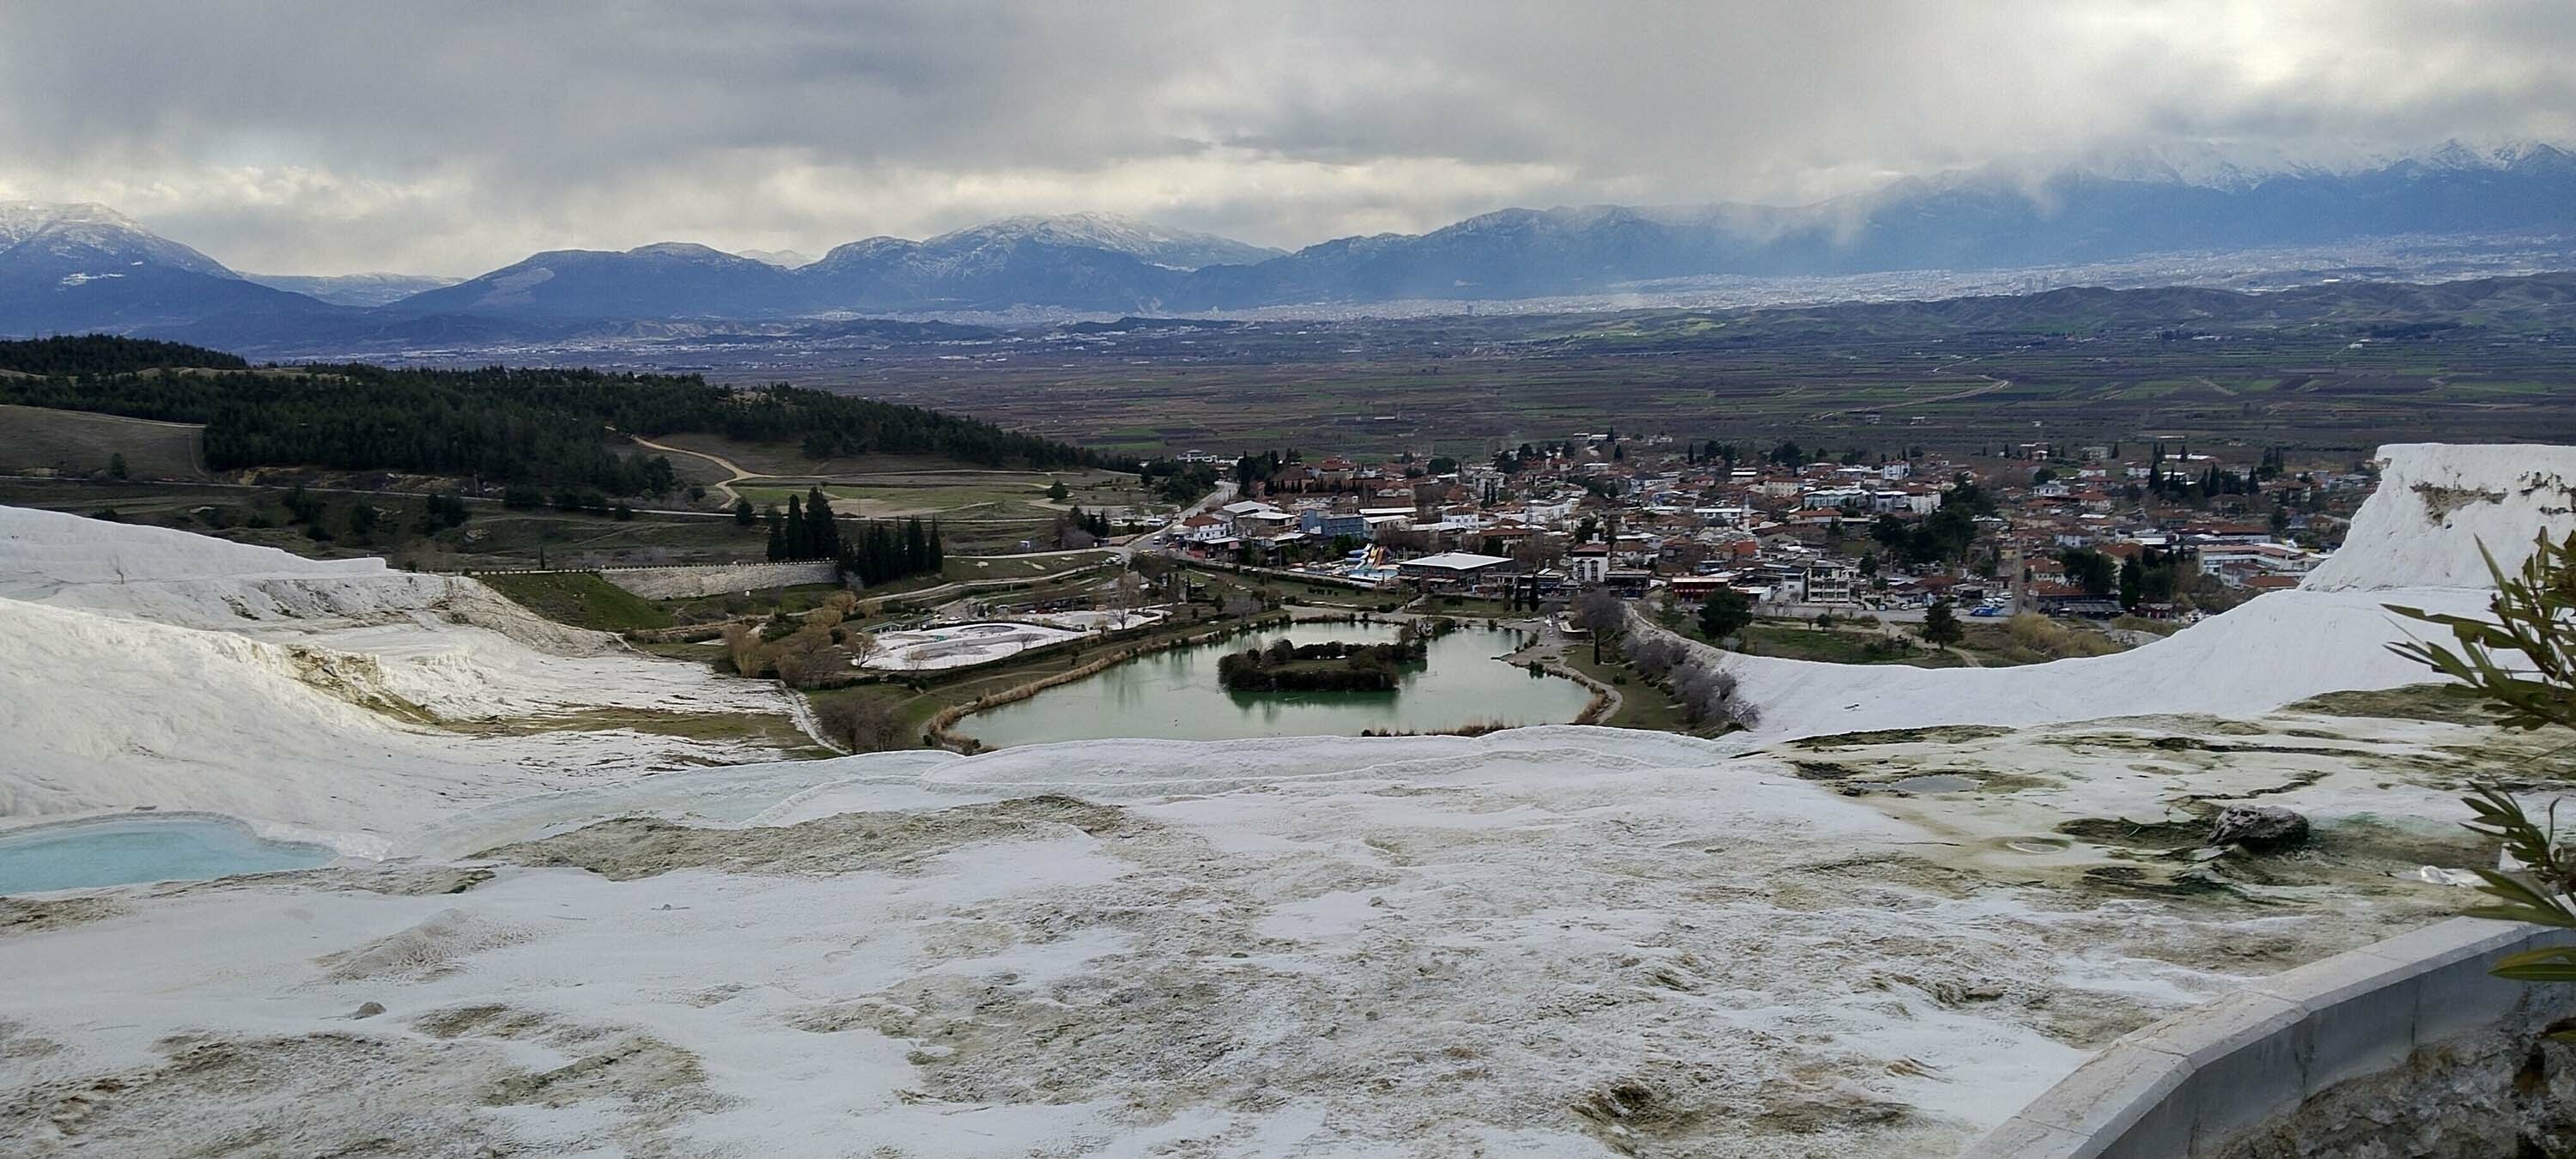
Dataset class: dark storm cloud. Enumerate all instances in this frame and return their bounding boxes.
[3,0,2570,274]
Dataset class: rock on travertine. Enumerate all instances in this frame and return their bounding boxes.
[2210,804,2310,852]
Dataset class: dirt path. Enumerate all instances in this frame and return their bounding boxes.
[629,434,756,505]
[1505,621,1625,724]
[1861,613,1984,667]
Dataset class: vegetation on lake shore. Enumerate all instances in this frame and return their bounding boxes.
[1216,637,1427,692]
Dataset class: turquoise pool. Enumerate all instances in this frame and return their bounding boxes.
[0,817,337,894]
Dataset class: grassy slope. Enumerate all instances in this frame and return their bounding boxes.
[1732,622,1966,668]
[480,573,676,633]
[0,404,206,479]
[1555,646,1702,733]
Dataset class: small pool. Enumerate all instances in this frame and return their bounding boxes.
[0,817,338,895]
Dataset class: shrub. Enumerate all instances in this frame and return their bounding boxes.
[721,623,766,677]
[2002,612,2121,660]
[764,622,845,686]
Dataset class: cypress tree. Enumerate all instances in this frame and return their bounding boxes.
[805,487,840,559]
[784,495,808,560]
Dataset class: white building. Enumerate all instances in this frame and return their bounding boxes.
[1566,544,1611,586]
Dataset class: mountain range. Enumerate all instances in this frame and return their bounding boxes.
[6,142,2575,348]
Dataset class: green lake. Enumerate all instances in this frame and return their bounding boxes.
[956,621,1594,748]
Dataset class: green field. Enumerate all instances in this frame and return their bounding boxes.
[0,404,207,479]
[1554,646,1702,733]
[477,572,676,633]
[0,479,771,571]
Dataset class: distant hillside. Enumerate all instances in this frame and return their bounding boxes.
[0,334,248,376]
[1562,270,2576,347]
[0,352,1119,493]
[386,242,805,319]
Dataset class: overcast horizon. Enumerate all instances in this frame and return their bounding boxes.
[5,1,2573,277]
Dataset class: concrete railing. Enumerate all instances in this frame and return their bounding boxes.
[1963,917,2576,1158]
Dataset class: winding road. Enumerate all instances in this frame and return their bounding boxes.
[629,435,756,505]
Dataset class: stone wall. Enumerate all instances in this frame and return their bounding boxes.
[590,561,840,599]
[1963,918,2576,1158]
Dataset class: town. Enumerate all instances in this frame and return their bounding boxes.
[1150,435,2359,630]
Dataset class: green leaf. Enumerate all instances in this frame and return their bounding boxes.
[2495,945,2576,974]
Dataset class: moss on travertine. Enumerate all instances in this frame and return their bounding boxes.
[2287,683,2498,726]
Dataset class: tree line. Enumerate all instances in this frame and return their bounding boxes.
[0,336,246,376]
[0,346,1119,495]
[759,487,945,586]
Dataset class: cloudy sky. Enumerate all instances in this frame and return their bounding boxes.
[3,1,2569,276]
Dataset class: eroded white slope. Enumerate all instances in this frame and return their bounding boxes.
[0,507,809,846]
[2304,441,2576,590]
[0,505,576,645]
[1710,443,2561,741]
[1697,586,2488,741]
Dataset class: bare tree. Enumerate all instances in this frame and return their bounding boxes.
[844,628,882,671]
[1570,588,1626,634]
[815,696,910,752]
[1672,659,1758,730]
[1112,571,1149,628]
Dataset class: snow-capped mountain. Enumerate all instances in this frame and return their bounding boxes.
[0,201,239,280]
[241,271,459,307]
[930,214,1285,270]
[10,140,2576,341]
[1176,141,2576,307]
[735,248,816,269]
[792,222,1194,313]
[1958,138,2575,192]
[392,214,1277,318]
[0,201,341,338]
